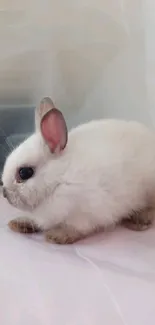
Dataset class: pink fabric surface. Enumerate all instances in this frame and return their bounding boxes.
[0,195,155,325]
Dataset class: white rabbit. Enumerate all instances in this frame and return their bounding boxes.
[2,97,155,244]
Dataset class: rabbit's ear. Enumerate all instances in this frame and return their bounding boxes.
[35,97,55,130]
[40,108,68,153]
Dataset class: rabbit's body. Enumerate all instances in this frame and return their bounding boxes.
[2,98,155,243]
[33,119,155,231]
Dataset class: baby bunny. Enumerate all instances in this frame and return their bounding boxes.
[2,97,155,244]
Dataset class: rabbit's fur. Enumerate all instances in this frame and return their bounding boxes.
[2,97,155,243]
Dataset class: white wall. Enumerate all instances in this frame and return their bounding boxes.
[0,0,154,128]
[143,0,155,127]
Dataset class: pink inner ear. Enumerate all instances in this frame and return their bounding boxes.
[40,108,68,152]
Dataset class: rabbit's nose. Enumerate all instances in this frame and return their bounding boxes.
[3,187,7,198]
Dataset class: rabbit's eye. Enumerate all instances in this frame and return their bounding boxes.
[18,167,34,181]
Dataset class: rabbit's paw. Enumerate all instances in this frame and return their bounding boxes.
[8,217,41,234]
[45,224,81,244]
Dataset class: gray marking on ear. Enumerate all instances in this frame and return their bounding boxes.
[35,97,55,131]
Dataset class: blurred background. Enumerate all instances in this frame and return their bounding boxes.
[0,0,154,172]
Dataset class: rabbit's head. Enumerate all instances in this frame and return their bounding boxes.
[2,97,68,211]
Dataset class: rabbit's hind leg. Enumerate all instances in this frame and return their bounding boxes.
[122,208,154,231]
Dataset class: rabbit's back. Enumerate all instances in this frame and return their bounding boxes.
[67,119,155,180]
